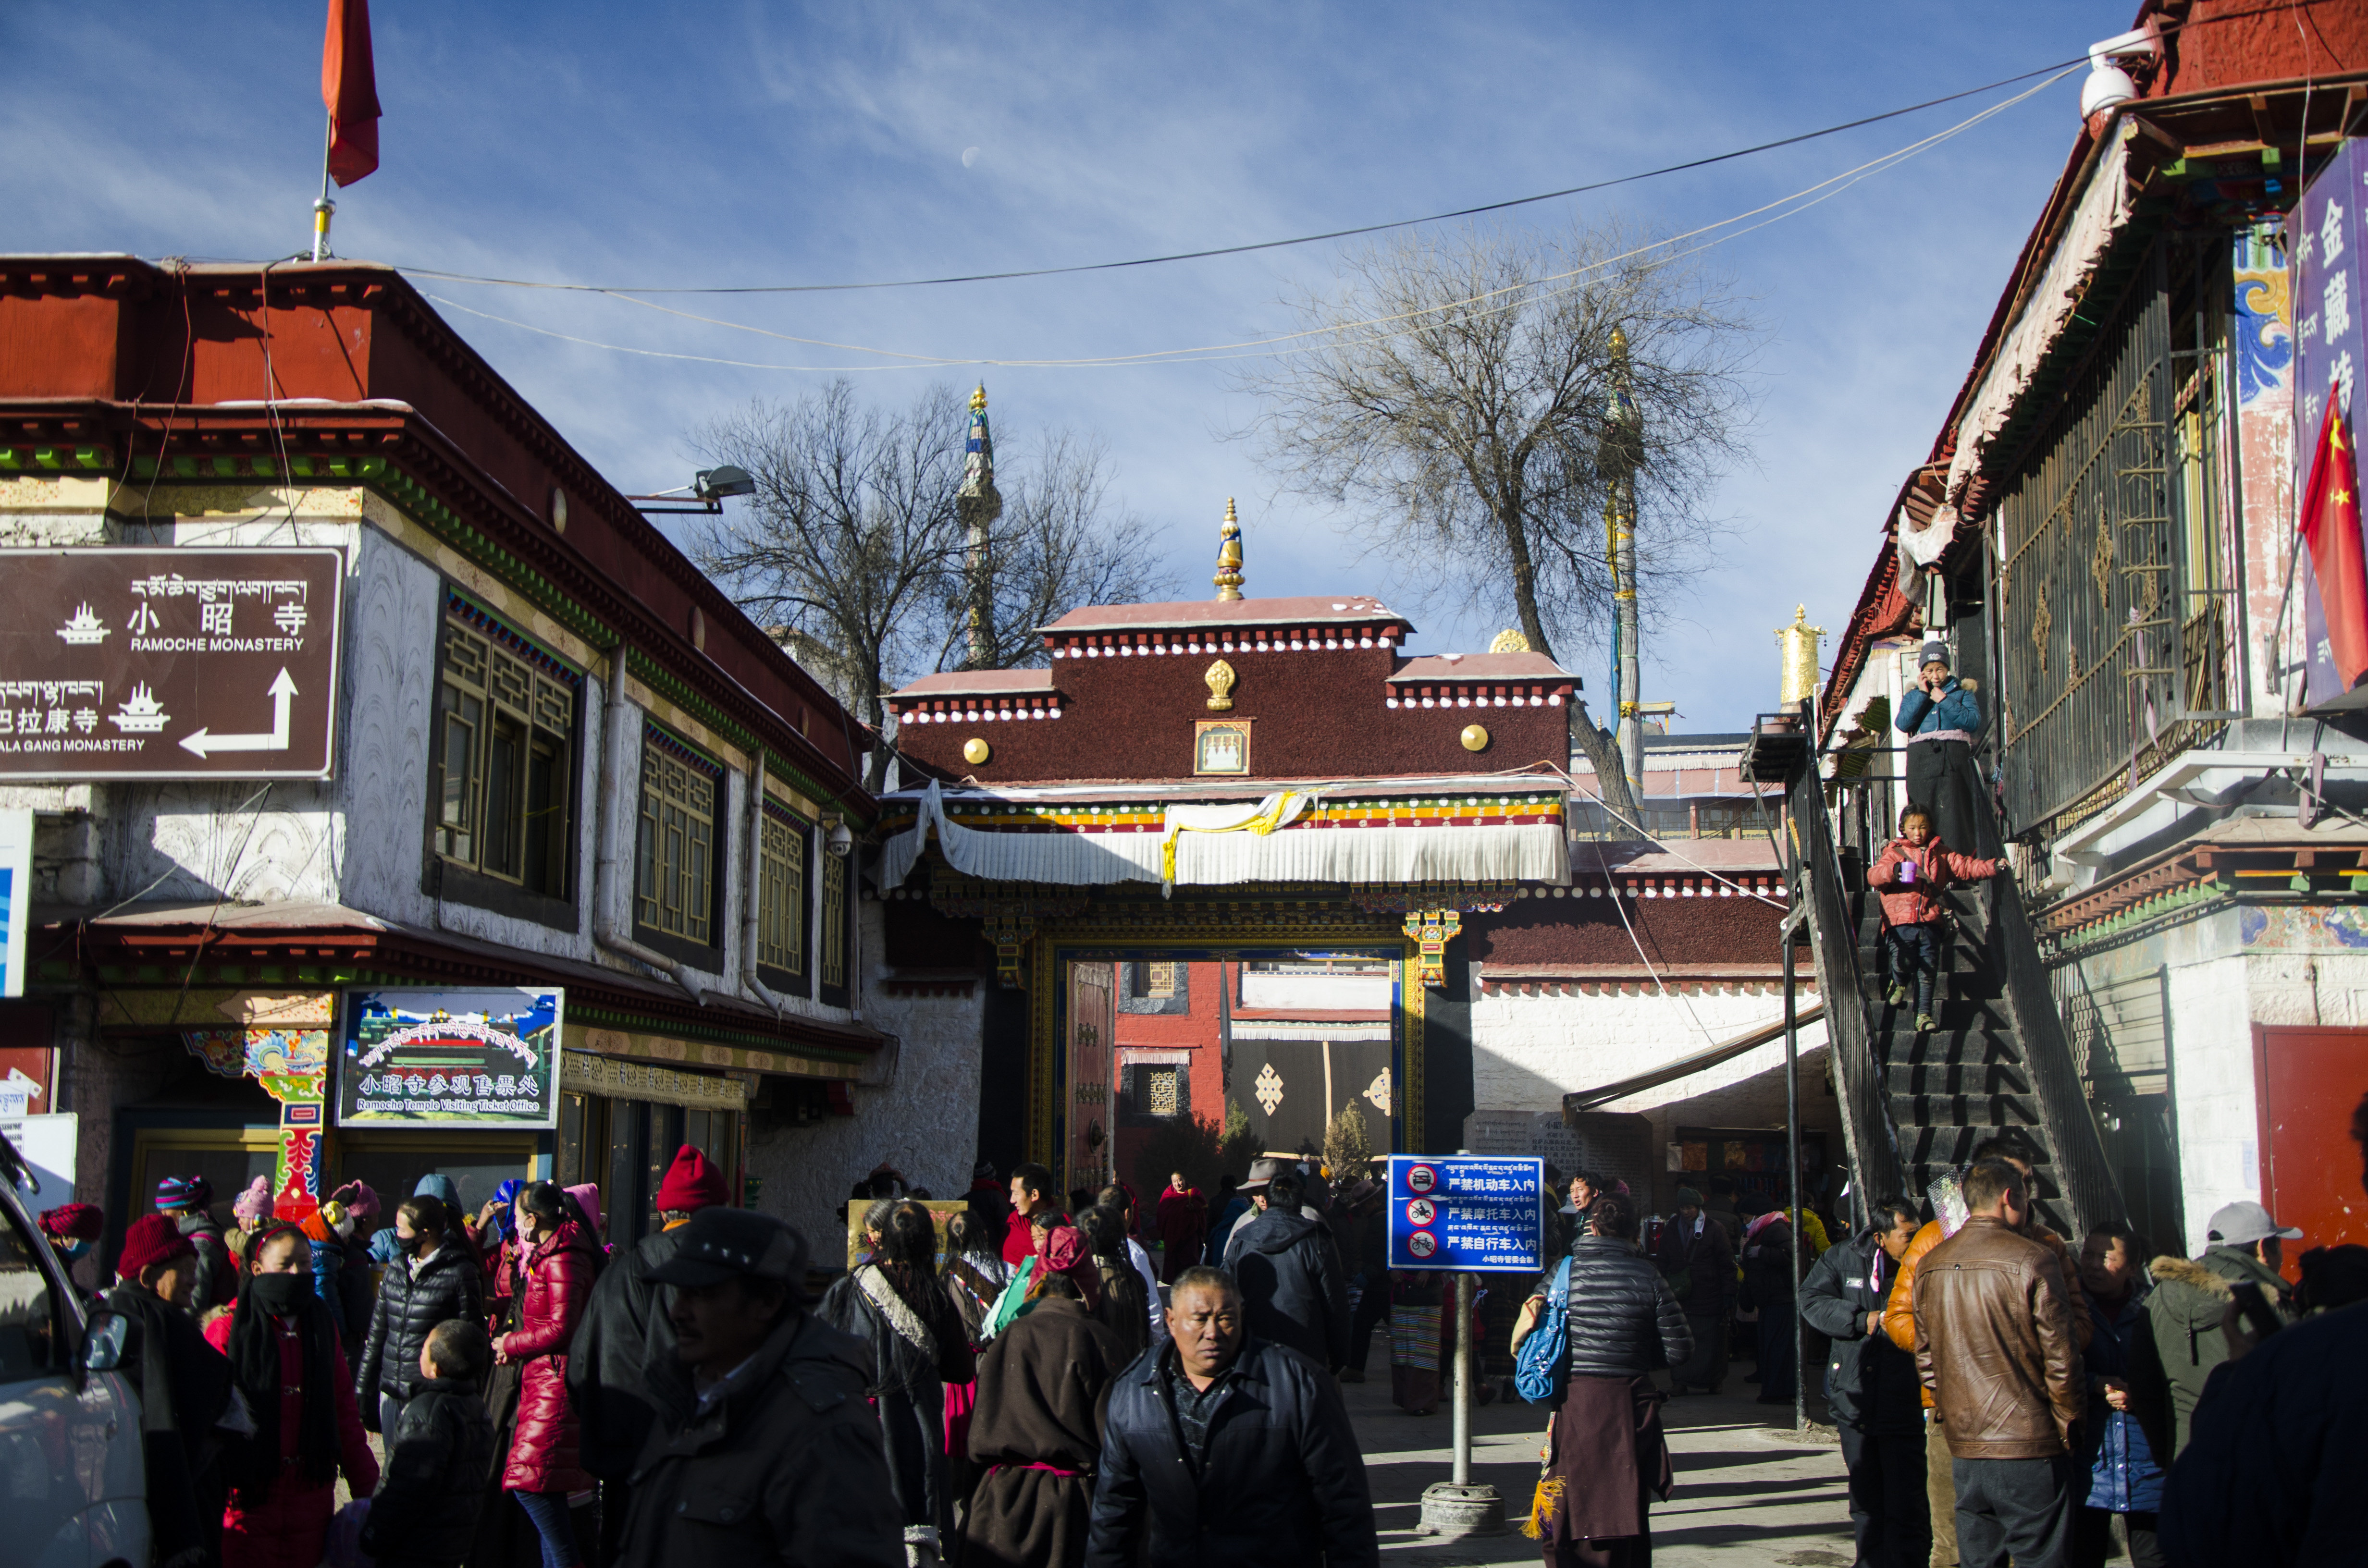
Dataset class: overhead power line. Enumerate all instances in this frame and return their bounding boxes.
[393,53,2093,298]
[420,67,2074,375]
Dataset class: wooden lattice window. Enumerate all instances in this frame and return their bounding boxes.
[636,736,719,946]
[1146,1066,1181,1116]
[820,840,848,990]
[435,616,576,897]
[758,805,806,977]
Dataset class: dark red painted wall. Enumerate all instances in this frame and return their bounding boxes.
[1468,889,1801,968]
[2151,0,2366,97]
[898,644,1570,783]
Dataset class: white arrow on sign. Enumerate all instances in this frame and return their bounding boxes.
[179,668,299,758]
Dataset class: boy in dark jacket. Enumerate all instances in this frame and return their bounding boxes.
[1866,803,2003,1033]
[359,1319,496,1568]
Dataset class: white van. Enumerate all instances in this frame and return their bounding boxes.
[0,1132,148,1568]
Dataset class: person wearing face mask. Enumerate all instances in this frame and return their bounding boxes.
[358,1194,488,1439]
[204,1221,379,1568]
[497,1181,601,1568]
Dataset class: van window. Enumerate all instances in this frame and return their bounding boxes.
[0,1205,58,1376]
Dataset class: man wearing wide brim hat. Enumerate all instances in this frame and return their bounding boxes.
[619,1206,904,1567]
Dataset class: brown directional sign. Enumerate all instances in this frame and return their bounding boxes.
[0,548,344,780]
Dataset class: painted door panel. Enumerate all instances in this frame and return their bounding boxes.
[2254,1026,2368,1278]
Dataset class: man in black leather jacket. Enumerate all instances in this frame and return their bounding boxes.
[357,1194,485,1436]
[1799,1198,1928,1568]
[1087,1266,1376,1568]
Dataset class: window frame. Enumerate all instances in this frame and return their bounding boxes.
[818,833,850,1005]
[633,726,728,968]
[755,796,813,998]
[424,601,583,932]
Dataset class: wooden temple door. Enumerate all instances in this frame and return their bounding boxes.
[1066,961,1117,1194]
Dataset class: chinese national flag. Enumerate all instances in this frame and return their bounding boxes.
[321,0,381,187]
[2302,394,2368,690]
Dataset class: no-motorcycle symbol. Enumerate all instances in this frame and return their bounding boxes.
[1404,1197,1436,1226]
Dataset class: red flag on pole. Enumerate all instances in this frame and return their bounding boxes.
[321,0,381,187]
[2301,394,2368,690]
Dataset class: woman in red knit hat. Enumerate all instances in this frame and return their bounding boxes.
[107,1213,234,1568]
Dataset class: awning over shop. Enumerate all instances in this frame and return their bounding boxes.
[878,775,1571,893]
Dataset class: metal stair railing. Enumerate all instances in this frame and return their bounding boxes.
[1786,758,1905,1224]
[1953,753,2128,1239]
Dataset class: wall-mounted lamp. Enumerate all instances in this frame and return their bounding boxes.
[626,464,758,515]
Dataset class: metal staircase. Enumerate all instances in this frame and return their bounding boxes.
[1780,745,2123,1240]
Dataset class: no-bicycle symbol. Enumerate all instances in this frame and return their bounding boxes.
[1406,1231,1438,1259]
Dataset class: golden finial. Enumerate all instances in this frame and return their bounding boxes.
[1204,659,1237,710]
[1489,629,1531,654]
[969,384,987,413]
[1214,497,1245,601]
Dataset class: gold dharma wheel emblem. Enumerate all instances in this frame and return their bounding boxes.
[962,737,991,765]
[1204,658,1237,710]
[1460,723,1490,752]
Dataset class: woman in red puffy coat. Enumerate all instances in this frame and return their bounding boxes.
[496,1181,600,1568]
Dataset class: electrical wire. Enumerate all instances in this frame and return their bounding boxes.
[391,54,2102,297]
[419,68,2073,378]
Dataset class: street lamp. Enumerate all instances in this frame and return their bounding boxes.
[626,464,756,515]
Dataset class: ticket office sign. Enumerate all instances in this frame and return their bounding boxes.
[0,548,344,780]
[1386,1153,1545,1273]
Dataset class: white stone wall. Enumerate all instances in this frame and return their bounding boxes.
[1469,982,1839,1213]
[745,896,984,1251]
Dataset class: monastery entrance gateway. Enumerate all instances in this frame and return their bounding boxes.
[1053,945,1409,1200]
[877,515,1580,1195]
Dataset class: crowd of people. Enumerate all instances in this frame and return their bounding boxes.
[33,1097,2368,1568]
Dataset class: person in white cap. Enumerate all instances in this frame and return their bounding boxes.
[2126,1198,2301,1462]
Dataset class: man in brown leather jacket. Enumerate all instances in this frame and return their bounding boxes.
[1883,1138,2089,1566]
[1913,1159,2084,1568]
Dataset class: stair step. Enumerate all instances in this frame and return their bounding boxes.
[1889,1092,2041,1129]
[1884,1061,2031,1095]
[1903,1124,2055,1170]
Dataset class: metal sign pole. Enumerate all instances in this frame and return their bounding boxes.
[1784,901,1805,1433]
[1452,1270,1473,1485]
[1410,1147,1515,1538]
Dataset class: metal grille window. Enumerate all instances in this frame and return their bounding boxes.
[636,738,719,946]
[820,842,847,990]
[436,618,576,896]
[1992,247,2231,835]
[1145,1066,1182,1115]
[758,806,806,976]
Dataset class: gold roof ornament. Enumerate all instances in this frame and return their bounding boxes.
[1775,604,1826,708]
[1489,629,1532,654]
[1214,497,1245,601]
[1204,658,1237,710]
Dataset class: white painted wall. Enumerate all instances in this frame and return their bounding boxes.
[745,896,984,1252]
[1242,971,1392,1010]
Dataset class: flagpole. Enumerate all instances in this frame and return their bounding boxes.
[311,111,336,261]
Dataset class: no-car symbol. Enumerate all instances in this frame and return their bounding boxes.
[1406,1163,1438,1194]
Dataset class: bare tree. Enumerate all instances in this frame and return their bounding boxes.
[1241,220,1759,821]
[691,380,1171,787]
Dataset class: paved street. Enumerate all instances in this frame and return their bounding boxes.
[1345,1371,1855,1567]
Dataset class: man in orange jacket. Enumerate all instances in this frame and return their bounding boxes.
[1883,1137,2090,1567]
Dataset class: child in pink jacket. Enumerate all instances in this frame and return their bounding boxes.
[1866,804,2004,1033]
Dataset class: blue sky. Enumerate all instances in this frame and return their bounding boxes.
[0,2,2126,733]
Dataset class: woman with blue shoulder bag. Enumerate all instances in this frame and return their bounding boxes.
[1510,1193,1693,1568]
